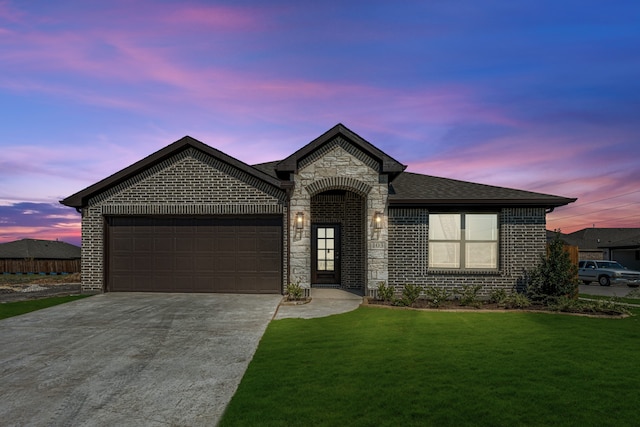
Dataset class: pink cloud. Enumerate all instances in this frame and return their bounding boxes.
[0,202,81,245]
[161,4,262,30]
[1,0,514,133]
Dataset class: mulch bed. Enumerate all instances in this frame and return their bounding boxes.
[363,298,629,318]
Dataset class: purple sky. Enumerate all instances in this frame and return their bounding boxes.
[1,0,639,247]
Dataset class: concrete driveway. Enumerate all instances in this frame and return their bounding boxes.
[0,293,282,426]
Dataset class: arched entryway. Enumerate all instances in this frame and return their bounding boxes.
[310,190,366,290]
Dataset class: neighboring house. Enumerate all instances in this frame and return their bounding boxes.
[599,235,640,270]
[61,124,575,296]
[0,238,81,274]
[555,229,605,261]
[562,228,640,269]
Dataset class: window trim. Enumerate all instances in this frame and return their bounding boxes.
[428,212,500,272]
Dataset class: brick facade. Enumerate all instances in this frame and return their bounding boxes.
[80,148,286,292]
[387,207,547,297]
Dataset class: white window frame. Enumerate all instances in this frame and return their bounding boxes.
[428,213,499,270]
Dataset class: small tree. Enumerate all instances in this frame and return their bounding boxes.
[527,232,579,301]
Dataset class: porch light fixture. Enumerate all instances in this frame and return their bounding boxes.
[374,212,383,229]
[296,212,304,229]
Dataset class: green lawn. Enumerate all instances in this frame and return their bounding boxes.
[220,307,640,427]
[0,295,91,320]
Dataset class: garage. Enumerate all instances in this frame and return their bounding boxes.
[106,216,282,293]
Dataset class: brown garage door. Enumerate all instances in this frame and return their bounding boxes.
[106,216,282,293]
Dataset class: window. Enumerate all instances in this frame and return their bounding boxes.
[428,213,498,270]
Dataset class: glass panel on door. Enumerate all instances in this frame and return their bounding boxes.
[317,227,335,271]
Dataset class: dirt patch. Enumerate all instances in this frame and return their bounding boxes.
[0,274,82,302]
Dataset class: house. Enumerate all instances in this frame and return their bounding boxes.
[562,228,640,269]
[60,124,575,296]
[599,235,640,270]
[0,238,81,274]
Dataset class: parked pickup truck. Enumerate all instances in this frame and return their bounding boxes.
[578,260,640,287]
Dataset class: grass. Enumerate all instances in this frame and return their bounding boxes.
[0,294,91,320]
[220,306,640,427]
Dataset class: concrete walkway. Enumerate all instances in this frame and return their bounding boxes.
[274,288,363,319]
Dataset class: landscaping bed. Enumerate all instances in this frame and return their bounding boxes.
[368,282,632,317]
[364,296,630,317]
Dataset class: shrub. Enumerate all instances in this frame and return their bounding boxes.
[398,284,423,307]
[503,293,531,309]
[285,280,304,301]
[527,232,579,301]
[456,284,483,307]
[376,281,395,302]
[424,286,452,308]
[489,288,508,304]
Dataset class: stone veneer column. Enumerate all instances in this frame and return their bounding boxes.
[366,175,388,292]
[288,142,388,292]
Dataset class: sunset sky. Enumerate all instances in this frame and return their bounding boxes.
[1,0,639,247]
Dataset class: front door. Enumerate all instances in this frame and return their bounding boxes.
[312,224,341,285]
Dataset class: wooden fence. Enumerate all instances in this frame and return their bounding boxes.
[0,259,81,274]
[563,245,579,267]
[546,244,579,267]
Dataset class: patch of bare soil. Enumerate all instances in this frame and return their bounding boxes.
[0,273,82,302]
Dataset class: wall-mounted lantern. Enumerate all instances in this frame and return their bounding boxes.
[374,212,383,229]
[296,212,304,229]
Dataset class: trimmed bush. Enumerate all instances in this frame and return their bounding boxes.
[286,280,304,301]
[398,284,423,307]
[376,281,395,302]
[456,284,482,307]
[424,286,452,308]
[527,232,579,301]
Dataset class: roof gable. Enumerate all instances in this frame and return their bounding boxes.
[60,136,283,208]
[275,123,406,179]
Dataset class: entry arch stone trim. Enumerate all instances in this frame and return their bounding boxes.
[305,177,372,198]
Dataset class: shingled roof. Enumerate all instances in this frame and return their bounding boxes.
[565,228,640,250]
[61,126,575,211]
[387,172,575,208]
[250,164,576,209]
[0,239,81,259]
